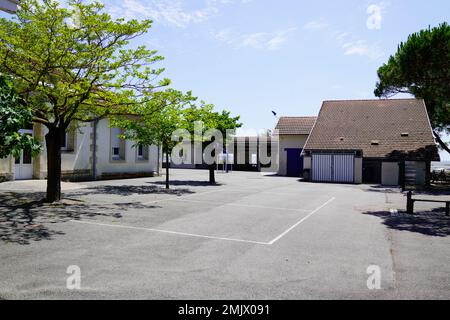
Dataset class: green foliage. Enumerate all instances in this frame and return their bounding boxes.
[375,22,450,132]
[0,0,170,129]
[114,92,242,152]
[0,74,41,159]
[112,90,196,153]
[0,0,170,200]
[182,102,242,145]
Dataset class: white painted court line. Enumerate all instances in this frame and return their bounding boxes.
[267,197,336,245]
[71,196,335,246]
[171,198,312,212]
[70,220,269,245]
[142,188,230,205]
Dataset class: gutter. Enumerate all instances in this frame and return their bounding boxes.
[92,119,99,180]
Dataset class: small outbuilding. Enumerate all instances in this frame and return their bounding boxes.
[302,99,439,186]
[275,116,317,177]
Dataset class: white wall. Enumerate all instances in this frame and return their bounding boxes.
[61,124,92,172]
[1,120,160,181]
[0,157,12,181]
[95,119,158,177]
[277,134,308,176]
[355,157,362,184]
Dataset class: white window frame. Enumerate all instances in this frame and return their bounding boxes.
[61,132,69,151]
[137,145,145,160]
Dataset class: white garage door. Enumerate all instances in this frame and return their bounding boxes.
[312,154,332,182]
[312,153,355,183]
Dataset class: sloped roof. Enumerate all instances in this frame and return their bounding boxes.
[275,117,317,135]
[303,99,439,160]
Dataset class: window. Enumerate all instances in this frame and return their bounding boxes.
[112,147,120,159]
[136,144,149,161]
[61,132,67,150]
[110,127,125,161]
[61,128,75,152]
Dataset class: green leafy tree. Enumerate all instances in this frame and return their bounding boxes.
[183,104,242,184]
[113,90,195,189]
[0,74,41,159]
[0,0,169,201]
[374,22,450,154]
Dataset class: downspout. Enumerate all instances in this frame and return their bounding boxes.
[92,119,99,180]
[157,144,161,176]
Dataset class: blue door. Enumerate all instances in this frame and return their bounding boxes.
[286,148,303,177]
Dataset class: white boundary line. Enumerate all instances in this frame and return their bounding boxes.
[142,188,229,205]
[171,198,312,212]
[69,197,335,246]
[267,197,335,245]
[70,220,269,245]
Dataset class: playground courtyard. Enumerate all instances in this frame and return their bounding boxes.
[0,169,449,299]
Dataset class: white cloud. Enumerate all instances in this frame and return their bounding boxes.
[103,0,253,28]
[104,0,232,27]
[303,19,329,31]
[332,31,384,60]
[342,40,384,60]
[214,27,297,51]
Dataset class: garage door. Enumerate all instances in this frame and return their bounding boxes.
[312,154,355,183]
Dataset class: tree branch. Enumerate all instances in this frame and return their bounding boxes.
[433,131,450,155]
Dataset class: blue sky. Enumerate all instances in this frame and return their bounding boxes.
[104,0,449,159]
[2,0,449,159]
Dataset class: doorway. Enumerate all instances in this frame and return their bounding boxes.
[286,148,303,177]
[14,129,33,180]
[362,159,382,184]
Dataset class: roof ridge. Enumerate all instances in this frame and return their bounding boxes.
[323,98,421,103]
[279,116,317,118]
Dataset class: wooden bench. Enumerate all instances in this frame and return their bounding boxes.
[406,191,450,216]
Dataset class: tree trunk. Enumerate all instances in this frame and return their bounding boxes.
[209,146,216,184]
[434,131,450,155]
[165,149,170,189]
[45,127,63,202]
[209,165,215,184]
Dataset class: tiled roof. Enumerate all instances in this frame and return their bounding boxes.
[304,99,439,160]
[275,117,317,135]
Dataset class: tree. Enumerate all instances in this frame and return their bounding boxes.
[113,90,194,189]
[374,22,450,154]
[183,104,242,184]
[0,74,41,159]
[0,0,170,201]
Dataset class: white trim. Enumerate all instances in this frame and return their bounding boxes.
[172,198,312,212]
[70,220,270,245]
[72,196,335,246]
[268,197,335,245]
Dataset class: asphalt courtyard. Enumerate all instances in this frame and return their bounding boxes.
[0,169,449,299]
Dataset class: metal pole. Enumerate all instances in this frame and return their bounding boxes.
[406,191,414,214]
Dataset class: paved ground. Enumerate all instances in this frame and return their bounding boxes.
[0,169,449,300]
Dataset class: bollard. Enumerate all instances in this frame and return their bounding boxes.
[406,191,414,214]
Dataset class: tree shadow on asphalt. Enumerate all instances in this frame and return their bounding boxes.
[0,191,160,245]
[364,185,450,196]
[363,208,450,237]
[79,184,196,196]
[147,180,223,187]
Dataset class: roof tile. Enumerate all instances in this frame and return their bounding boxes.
[275,117,317,135]
[304,99,439,160]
